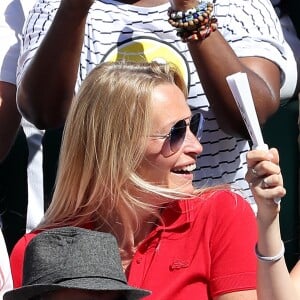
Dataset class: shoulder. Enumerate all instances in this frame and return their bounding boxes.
[11,231,39,253]
[197,189,253,212]
[192,189,257,251]
[192,189,256,227]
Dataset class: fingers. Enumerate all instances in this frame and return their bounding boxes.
[246,160,281,184]
[246,147,286,206]
[247,171,284,192]
[253,182,286,199]
[263,173,283,188]
[247,166,285,193]
[246,148,280,179]
[248,174,286,209]
[247,148,279,164]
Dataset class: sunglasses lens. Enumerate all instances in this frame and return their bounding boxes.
[190,113,204,139]
[170,119,186,152]
[168,113,204,153]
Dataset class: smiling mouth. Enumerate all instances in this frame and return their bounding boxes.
[172,163,196,174]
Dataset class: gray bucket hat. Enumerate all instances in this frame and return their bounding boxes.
[4,226,150,300]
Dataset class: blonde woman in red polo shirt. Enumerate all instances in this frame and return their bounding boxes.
[10,61,283,300]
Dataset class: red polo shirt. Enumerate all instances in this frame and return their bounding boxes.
[10,190,257,299]
[127,190,257,299]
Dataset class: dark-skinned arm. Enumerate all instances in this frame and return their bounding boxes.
[0,82,21,161]
[17,0,94,129]
[188,30,280,138]
[170,0,281,139]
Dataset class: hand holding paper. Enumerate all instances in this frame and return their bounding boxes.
[226,72,281,204]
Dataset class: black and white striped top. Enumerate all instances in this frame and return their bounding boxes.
[18,0,289,209]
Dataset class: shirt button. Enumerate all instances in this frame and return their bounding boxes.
[136,257,142,264]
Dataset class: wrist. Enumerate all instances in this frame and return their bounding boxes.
[167,1,218,43]
[257,203,280,221]
[257,211,280,233]
[169,0,199,11]
[59,0,94,17]
[255,240,285,262]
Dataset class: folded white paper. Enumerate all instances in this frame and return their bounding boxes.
[226,72,280,204]
[226,72,268,150]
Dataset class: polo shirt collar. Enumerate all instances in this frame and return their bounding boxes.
[156,197,199,231]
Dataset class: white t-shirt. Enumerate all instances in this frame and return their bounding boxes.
[0,0,45,232]
[0,231,13,298]
[17,0,291,210]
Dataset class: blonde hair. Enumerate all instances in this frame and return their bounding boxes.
[38,61,190,247]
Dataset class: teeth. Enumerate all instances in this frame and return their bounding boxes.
[173,163,196,172]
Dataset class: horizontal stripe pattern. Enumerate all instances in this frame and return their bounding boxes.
[17,0,289,207]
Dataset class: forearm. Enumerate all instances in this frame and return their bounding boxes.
[290,261,300,297]
[168,0,281,138]
[0,82,21,161]
[17,2,90,129]
[188,30,280,138]
[256,215,299,300]
[246,148,299,300]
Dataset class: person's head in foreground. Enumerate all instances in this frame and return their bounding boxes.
[40,61,205,246]
[4,226,150,300]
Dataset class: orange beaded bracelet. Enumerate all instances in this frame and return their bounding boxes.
[176,18,218,43]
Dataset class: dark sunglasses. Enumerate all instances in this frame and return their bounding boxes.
[150,112,204,153]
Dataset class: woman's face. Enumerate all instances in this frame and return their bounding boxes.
[138,83,203,195]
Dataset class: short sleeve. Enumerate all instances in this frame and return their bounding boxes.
[207,191,257,297]
[216,0,294,96]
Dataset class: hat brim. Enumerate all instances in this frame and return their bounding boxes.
[4,277,151,300]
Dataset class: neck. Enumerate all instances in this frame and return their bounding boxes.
[125,213,159,247]
[120,215,159,272]
[96,208,160,249]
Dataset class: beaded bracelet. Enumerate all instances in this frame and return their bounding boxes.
[177,24,214,42]
[176,18,217,43]
[167,0,218,43]
[168,1,215,31]
[255,241,285,262]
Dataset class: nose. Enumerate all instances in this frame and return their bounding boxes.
[184,128,203,155]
